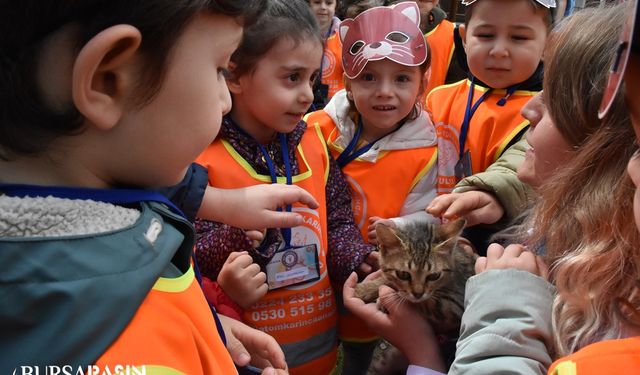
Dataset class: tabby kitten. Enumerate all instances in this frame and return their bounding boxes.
[355,218,476,337]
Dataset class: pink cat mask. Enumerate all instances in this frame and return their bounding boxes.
[339,1,428,79]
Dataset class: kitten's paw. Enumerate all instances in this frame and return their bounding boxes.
[355,281,380,303]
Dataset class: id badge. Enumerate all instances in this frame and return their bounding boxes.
[265,244,320,291]
[454,150,473,180]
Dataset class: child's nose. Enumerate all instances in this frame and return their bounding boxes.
[375,80,393,97]
[489,39,509,58]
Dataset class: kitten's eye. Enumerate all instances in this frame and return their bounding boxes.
[395,271,411,281]
[425,272,441,282]
[386,31,409,43]
[350,40,365,55]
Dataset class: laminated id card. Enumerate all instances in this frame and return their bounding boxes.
[265,244,320,290]
[454,150,472,180]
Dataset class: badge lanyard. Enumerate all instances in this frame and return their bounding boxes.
[0,183,228,344]
[336,115,388,169]
[231,120,295,247]
[459,79,494,162]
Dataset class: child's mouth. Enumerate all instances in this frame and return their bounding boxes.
[372,105,396,111]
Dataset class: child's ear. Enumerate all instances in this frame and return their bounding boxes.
[343,74,352,99]
[72,25,142,131]
[459,24,468,51]
[225,61,243,95]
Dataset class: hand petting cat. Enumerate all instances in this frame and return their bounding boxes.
[366,216,395,244]
[475,243,548,279]
[343,272,446,372]
[426,191,505,227]
[218,251,269,309]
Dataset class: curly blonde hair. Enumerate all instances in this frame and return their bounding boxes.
[527,4,640,356]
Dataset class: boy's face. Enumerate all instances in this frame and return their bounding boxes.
[117,13,242,186]
[462,0,548,89]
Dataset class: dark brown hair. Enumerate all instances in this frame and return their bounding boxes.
[0,0,265,160]
[463,0,553,28]
[229,0,323,79]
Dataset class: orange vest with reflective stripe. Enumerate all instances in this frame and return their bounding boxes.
[308,110,438,239]
[306,110,437,343]
[96,267,236,375]
[424,20,456,95]
[427,79,535,194]
[548,337,640,375]
[322,32,345,100]
[196,125,338,375]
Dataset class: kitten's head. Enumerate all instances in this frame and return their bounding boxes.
[376,219,466,303]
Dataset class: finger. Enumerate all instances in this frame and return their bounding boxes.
[226,251,249,264]
[246,230,265,242]
[232,327,287,370]
[503,244,526,257]
[260,211,306,229]
[342,272,358,299]
[280,185,319,209]
[364,269,383,281]
[486,243,506,261]
[233,253,255,268]
[475,256,487,274]
[443,197,475,219]
[426,195,456,216]
[358,262,372,275]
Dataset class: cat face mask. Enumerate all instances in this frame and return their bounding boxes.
[339,2,428,79]
[461,0,556,8]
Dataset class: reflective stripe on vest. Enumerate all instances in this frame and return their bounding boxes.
[195,125,337,375]
[96,267,236,375]
[309,110,437,239]
[427,79,535,194]
[424,20,456,95]
[322,32,345,99]
[548,337,640,375]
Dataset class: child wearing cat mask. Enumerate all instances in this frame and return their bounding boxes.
[305,2,438,373]
[345,3,640,373]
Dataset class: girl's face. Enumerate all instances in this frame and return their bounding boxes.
[229,37,322,143]
[517,93,573,189]
[625,55,640,233]
[309,0,336,32]
[345,59,422,141]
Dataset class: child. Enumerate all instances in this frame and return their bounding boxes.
[193,1,377,374]
[345,4,640,373]
[0,1,288,374]
[428,0,552,195]
[387,0,467,95]
[305,3,439,372]
[309,0,345,110]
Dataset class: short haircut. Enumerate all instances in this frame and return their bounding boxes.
[229,0,323,79]
[463,0,553,28]
[0,0,265,160]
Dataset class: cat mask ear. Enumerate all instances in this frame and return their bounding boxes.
[375,223,403,257]
[339,1,428,79]
[434,218,467,249]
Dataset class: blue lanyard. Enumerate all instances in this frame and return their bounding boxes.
[231,120,294,246]
[459,79,493,161]
[0,183,228,344]
[336,116,387,169]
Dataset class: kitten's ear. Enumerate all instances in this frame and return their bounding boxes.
[376,223,403,256]
[435,218,467,248]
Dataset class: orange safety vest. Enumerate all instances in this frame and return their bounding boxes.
[427,79,535,194]
[322,32,345,100]
[196,125,338,375]
[548,337,640,375]
[306,110,437,343]
[96,267,236,375]
[424,20,456,96]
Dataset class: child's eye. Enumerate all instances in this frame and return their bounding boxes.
[360,73,375,81]
[287,73,300,82]
[512,35,530,41]
[477,33,494,39]
[396,74,411,83]
[396,270,411,281]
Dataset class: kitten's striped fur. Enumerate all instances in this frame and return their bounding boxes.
[355,218,476,337]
